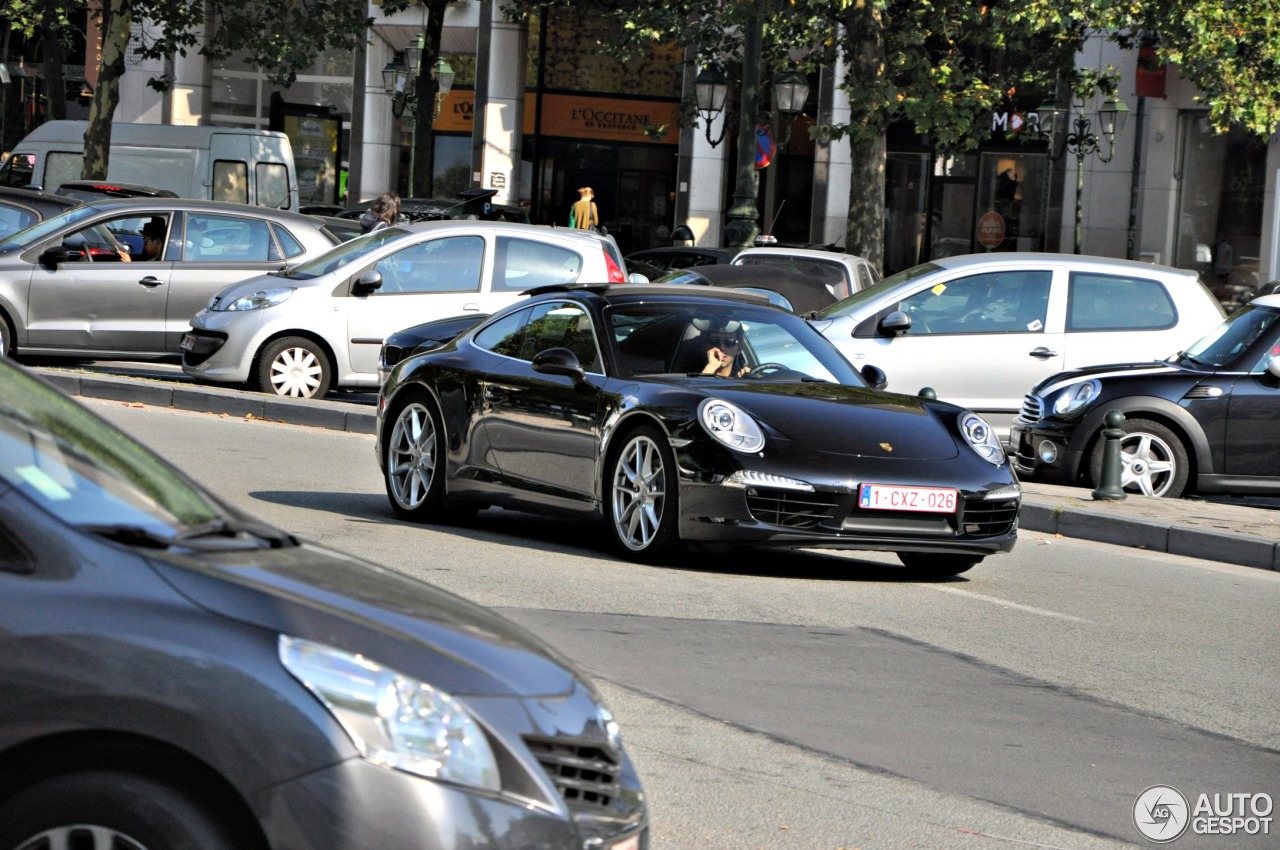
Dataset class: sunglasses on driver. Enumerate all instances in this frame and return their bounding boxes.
[708,333,741,348]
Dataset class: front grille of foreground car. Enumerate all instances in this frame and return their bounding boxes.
[745,489,841,529]
[959,498,1019,537]
[1018,393,1045,423]
[524,738,621,812]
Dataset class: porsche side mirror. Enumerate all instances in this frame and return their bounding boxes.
[860,364,888,390]
[629,272,650,283]
[879,310,911,336]
[533,347,588,386]
[352,270,383,295]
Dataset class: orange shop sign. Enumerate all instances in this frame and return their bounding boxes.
[977,211,1006,249]
[428,91,681,145]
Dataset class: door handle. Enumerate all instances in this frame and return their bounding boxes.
[138,276,165,288]
[483,386,506,403]
[463,303,480,312]
[1028,347,1058,359]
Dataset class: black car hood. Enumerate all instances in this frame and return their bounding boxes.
[146,541,580,698]
[657,377,961,460]
[1033,360,1192,393]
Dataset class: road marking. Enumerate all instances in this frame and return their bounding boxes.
[921,584,1089,622]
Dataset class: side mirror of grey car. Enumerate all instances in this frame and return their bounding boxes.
[352,270,383,295]
[860,364,888,390]
[879,310,911,337]
[39,246,74,268]
[533,347,594,392]
[1268,356,1280,380]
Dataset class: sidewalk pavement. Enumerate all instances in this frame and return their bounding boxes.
[35,366,1280,573]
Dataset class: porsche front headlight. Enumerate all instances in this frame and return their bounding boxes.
[279,636,499,792]
[959,411,1005,465]
[1050,379,1101,417]
[698,398,765,453]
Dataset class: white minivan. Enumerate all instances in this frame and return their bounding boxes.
[0,121,299,210]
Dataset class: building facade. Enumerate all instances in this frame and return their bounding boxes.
[5,7,1275,292]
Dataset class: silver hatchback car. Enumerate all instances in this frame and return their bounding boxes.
[0,198,338,358]
[809,253,1226,440]
[182,220,633,398]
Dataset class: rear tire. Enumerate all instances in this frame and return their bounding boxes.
[257,336,332,399]
[0,771,244,850]
[897,552,982,577]
[1087,417,1189,498]
[605,424,681,562]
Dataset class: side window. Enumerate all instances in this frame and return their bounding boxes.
[1067,274,1176,331]
[63,214,170,262]
[257,162,291,209]
[896,270,1050,335]
[183,214,273,262]
[0,204,38,238]
[473,307,534,359]
[213,161,248,204]
[44,153,83,191]
[524,303,601,373]
[0,154,37,187]
[374,236,483,295]
[272,225,306,259]
[493,237,584,291]
[471,302,600,372]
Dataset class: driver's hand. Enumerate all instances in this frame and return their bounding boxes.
[705,347,729,371]
[116,248,132,263]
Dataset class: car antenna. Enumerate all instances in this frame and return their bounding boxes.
[756,199,785,246]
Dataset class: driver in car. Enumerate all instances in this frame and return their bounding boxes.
[702,321,749,377]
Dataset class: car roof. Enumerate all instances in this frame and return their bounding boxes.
[56,180,180,198]
[736,246,871,263]
[526,281,774,306]
[925,251,1197,277]
[65,197,322,223]
[1250,293,1280,310]
[399,218,613,244]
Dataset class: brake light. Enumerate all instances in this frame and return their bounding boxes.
[604,251,625,283]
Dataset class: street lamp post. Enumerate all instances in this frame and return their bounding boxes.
[1039,94,1130,254]
[382,35,454,195]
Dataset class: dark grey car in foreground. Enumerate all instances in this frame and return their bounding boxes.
[0,360,646,850]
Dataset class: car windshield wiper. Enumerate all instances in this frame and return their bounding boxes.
[81,518,294,551]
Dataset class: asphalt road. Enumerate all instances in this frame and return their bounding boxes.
[89,398,1280,850]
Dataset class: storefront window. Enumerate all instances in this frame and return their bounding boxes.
[1173,113,1266,308]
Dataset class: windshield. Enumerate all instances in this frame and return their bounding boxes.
[0,205,100,251]
[815,261,943,319]
[0,363,223,538]
[282,226,410,279]
[1179,304,1280,370]
[607,299,866,385]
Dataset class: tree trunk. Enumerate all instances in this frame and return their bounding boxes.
[411,0,449,198]
[841,1,887,273]
[83,0,132,180]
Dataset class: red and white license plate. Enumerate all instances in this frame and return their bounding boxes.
[859,483,958,513]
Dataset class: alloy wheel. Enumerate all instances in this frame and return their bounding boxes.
[610,434,667,551]
[388,402,437,510]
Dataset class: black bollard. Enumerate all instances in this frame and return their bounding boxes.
[1092,409,1128,501]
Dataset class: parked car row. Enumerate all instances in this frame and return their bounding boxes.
[3,187,1268,502]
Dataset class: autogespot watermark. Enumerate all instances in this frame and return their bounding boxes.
[1134,785,1274,843]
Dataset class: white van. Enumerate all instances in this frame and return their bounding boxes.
[0,121,299,210]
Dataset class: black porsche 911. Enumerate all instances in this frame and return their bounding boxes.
[1010,293,1280,499]
[376,283,1021,574]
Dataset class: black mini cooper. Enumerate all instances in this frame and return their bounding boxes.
[1010,293,1280,498]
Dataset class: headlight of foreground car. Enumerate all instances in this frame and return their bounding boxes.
[699,398,765,453]
[214,286,295,312]
[279,635,500,791]
[1049,379,1101,417]
[959,412,1005,465]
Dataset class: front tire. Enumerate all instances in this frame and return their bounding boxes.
[384,394,475,523]
[257,336,332,399]
[1088,417,1189,498]
[897,552,982,577]
[606,425,681,562]
[0,772,245,850]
